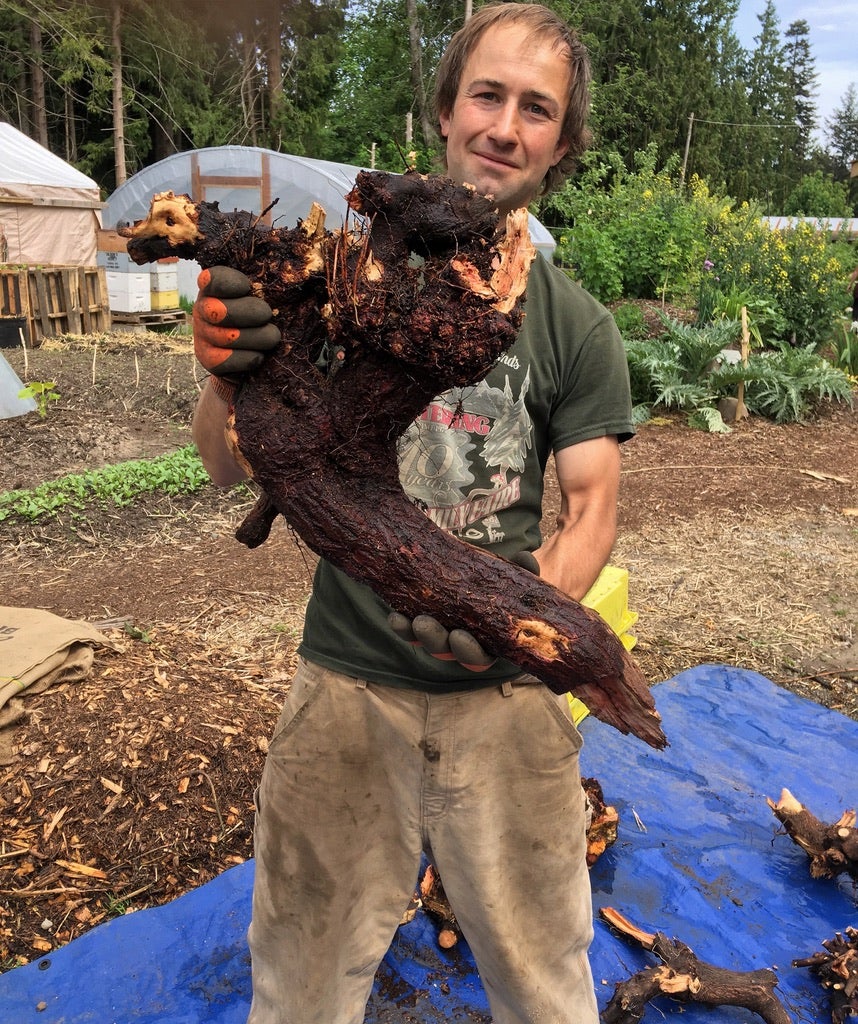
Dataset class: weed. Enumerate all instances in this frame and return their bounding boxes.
[122,622,153,643]
[103,892,132,917]
[18,380,60,417]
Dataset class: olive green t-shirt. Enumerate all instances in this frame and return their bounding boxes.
[298,255,634,692]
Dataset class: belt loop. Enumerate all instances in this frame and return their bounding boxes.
[501,680,513,697]
[355,679,368,690]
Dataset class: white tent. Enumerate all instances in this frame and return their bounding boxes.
[102,147,557,302]
[0,122,103,266]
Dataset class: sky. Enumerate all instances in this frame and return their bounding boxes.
[734,0,856,142]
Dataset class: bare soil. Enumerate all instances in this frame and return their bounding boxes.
[0,323,856,970]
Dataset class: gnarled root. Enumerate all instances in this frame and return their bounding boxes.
[600,907,792,1024]
[767,788,858,881]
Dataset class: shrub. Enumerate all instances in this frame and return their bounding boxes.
[541,145,728,306]
[539,145,852,351]
[700,209,845,349]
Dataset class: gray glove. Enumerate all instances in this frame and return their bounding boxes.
[193,266,280,377]
[388,551,540,672]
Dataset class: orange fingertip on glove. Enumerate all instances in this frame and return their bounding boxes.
[197,295,230,325]
[192,305,241,348]
[194,339,234,372]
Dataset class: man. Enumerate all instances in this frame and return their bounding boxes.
[192,5,634,1022]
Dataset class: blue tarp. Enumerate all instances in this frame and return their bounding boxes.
[1,665,855,1023]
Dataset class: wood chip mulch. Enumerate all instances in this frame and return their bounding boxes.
[0,622,293,968]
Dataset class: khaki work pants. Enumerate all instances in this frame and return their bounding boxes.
[247,657,598,1024]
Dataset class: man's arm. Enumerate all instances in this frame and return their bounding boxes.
[534,435,621,600]
[192,383,250,488]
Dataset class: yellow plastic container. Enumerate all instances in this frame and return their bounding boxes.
[568,565,638,724]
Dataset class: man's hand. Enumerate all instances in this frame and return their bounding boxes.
[193,267,280,377]
[388,551,540,672]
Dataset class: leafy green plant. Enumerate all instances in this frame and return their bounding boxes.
[713,345,855,423]
[687,407,731,433]
[625,315,742,426]
[827,321,858,377]
[624,316,853,427]
[542,145,725,305]
[103,892,133,917]
[701,282,786,347]
[18,380,60,417]
[558,220,624,301]
[122,622,153,643]
[541,147,853,347]
[610,302,649,341]
[706,213,846,348]
[0,445,211,522]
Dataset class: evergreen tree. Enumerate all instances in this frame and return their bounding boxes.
[783,20,817,145]
[745,0,794,211]
[320,0,461,170]
[826,83,858,176]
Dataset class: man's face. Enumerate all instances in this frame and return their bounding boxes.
[438,22,571,217]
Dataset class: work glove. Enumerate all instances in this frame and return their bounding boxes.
[193,266,280,377]
[388,551,540,672]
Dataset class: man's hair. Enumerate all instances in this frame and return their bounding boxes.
[433,2,592,196]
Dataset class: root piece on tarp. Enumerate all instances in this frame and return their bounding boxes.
[767,788,858,881]
[599,907,792,1024]
[793,927,858,1024]
[418,863,461,949]
[583,776,619,866]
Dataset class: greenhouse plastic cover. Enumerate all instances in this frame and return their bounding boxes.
[0,352,36,419]
[1,664,855,1023]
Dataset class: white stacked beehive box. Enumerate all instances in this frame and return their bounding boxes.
[97,233,152,313]
[149,257,180,310]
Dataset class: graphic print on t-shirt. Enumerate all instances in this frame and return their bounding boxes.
[397,367,532,545]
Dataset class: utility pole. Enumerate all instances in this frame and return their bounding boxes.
[679,112,694,188]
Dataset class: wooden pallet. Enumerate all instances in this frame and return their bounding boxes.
[0,265,111,343]
[110,308,188,329]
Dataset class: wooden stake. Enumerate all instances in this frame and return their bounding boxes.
[736,307,750,421]
[19,327,28,379]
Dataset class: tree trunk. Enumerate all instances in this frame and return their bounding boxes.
[405,0,434,149]
[28,18,48,148]
[265,3,283,148]
[122,171,666,750]
[110,0,126,186]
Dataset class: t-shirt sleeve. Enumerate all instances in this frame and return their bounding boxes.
[549,298,635,453]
